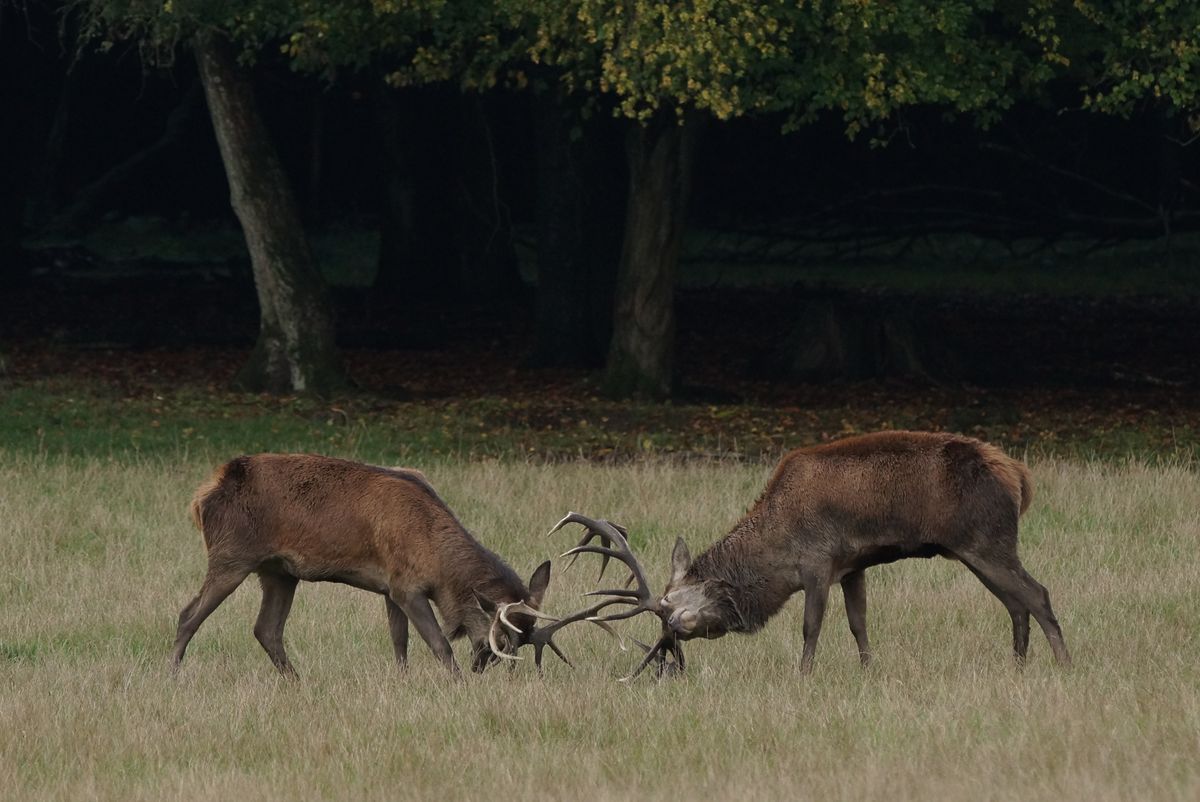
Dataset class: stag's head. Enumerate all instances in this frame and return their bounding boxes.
[470,560,557,672]
[659,538,741,640]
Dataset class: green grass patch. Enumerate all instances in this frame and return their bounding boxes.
[2,376,1196,463]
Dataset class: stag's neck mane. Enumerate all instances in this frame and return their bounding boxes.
[689,512,795,634]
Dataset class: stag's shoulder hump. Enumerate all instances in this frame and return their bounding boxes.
[200,454,437,493]
[789,430,958,461]
[783,431,1023,477]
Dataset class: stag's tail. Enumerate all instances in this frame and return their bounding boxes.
[977,441,1035,518]
[189,476,220,541]
[189,457,249,546]
[1015,460,1035,517]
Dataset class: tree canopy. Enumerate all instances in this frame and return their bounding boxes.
[519,0,1056,136]
[1060,0,1200,125]
[85,2,1059,135]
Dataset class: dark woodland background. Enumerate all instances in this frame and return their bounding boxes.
[2,3,1198,459]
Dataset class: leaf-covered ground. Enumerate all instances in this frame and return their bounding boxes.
[2,256,1197,461]
[2,340,1195,462]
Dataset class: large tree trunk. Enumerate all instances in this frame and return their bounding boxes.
[194,31,344,395]
[603,113,699,398]
[530,89,622,367]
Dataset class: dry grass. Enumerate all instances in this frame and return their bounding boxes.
[1,454,1197,801]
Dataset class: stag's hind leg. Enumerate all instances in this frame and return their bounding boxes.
[171,562,253,671]
[384,597,409,668]
[254,572,300,678]
[961,551,1070,666]
[962,562,1030,663]
[1009,564,1070,666]
[841,570,870,667]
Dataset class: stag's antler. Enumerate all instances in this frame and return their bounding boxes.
[538,512,683,681]
[486,600,561,662]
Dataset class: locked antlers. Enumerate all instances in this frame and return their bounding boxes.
[544,512,682,681]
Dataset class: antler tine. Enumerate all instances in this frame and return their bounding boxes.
[489,610,523,662]
[617,633,673,683]
[499,601,559,634]
[548,512,658,614]
[548,511,622,582]
[527,593,636,673]
[532,511,682,680]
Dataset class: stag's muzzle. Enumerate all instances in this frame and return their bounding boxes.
[666,608,699,636]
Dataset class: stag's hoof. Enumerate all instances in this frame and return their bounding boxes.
[655,660,684,679]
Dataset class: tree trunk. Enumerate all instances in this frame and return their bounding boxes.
[531,89,619,367]
[603,113,699,398]
[372,82,430,294]
[193,31,344,396]
[24,43,81,229]
[451,95,522,297]
[306,91,324,223]
[772,293,957,382]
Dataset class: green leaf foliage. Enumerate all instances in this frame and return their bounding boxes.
[1055,1,1200,126]
[80,0,1058,138]
[517,0,1051,135]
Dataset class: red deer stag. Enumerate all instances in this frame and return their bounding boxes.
[172,454,566,677]
[549,431,1071,679]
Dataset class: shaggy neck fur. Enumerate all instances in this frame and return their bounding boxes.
[434,529,529,638]
[689,514,796,634]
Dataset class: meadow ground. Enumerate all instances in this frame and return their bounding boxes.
[1,451,1197,801]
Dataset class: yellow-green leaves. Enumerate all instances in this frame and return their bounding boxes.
[1061,0,1200,124]
[85,0,1063,138]
[519,0,1042,135]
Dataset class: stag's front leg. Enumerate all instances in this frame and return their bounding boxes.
[841,570,870,667]
[800,578,830,675]
[384,597,410,669]
[394,591,460,675]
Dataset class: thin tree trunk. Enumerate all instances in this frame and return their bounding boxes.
[452,94,522,297]
[372,82,425,293]
[603,112,699,398]
[307,91,324,223]
[24,45,81,228]
[531,89,599,367]
[194,31,344,395]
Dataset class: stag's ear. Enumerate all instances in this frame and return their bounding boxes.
[527,560,551,607]
[473,590,498,615]
[670,537,692,584]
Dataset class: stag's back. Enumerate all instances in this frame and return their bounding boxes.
[189,454,516,596]
[755,431,1032,548]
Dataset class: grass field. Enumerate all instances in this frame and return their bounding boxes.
[1,449,1197,801]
